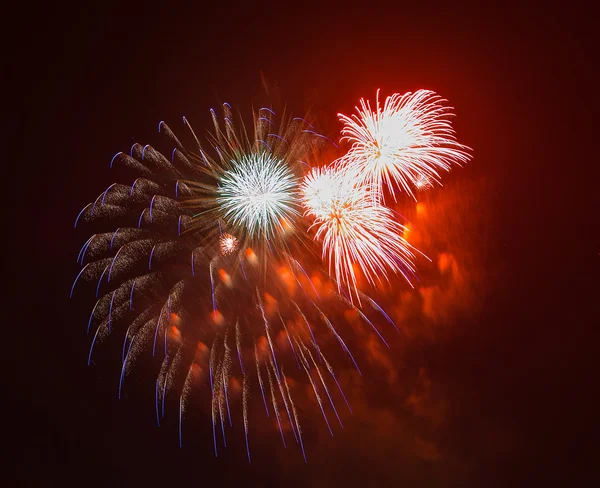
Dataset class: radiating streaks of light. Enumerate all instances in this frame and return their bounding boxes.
[219,233,238,255]
[291,300,322,360]
[209,339,220,456]
[235,318,244,374]
[358,292,399,333]
[216,152,300,239]
[242,374,250,462]
[222,330,233,427]
[155,356,170,426]
[294,338,334,437]
[179,345,208,448]
[256,288,281,379]
[278,312,301,369]
[265,361,287,447]
[209,260,217,312]
[217,365,228,447]
[118,333,135,399]
[337,89,472,201]
[304,344,344,428]
[269,354,299,444]
[301,165,418,300]
[318,350,353,414]
[107,238,159,282]
[414,173,433,192]
[70,262,92,298]
[254,342,270,418]
[312,301,362,375]
[85,284,155,365]
[289,257,320,298]
[182,115,205,156]
[70,96,466,462]
[77,234,95,264]
[283,370,306,462]
[336,296,388,351]
[151,297,175,357]
[154,327,181,418]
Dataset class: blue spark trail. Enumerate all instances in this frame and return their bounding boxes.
[118,336,134,399]
[259,107,275,115]
[267,133,287,144]
[107,291,116,333]
[109,152,123,168]
[70,263,90,298]
[107,247,124,282]
[129,279,135,311]
[95,266,108,298]
[74,203,91,228]
[101,183,116,205]
[77,235,94,264]
[137,208,146,228]
[152,314,163,357]
[87,326,101,366]
[155,378,161,427]
[148,195,156,222]
[87,301,99,335]
[109,228,120,250]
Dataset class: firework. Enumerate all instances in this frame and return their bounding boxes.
[216,152,299,239]
[414,174,433,192]
[301,166,417,298]
[71,89,470,460]
[219,233,238,256]
[337,89,471,201]
[71,104,403,462]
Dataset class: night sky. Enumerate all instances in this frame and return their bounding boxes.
[10,3,597,486]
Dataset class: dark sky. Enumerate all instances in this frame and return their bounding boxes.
[9,3,597,487]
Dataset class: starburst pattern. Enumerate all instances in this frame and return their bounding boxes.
[337,89,471,201]
[219,233,238,255]
[71,89,471,461]
[72,104,403,462]
[217,153,299,239]
[301,166,417,298]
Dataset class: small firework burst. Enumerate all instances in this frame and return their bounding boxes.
[219,233,238,255]
[414,174,434,191]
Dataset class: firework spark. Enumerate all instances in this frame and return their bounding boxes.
[337,89,471,201]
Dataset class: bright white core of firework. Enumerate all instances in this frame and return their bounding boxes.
[217,153,299,238]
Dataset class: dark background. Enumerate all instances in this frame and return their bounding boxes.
[8,2,597,486]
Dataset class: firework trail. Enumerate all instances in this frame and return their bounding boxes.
[71,89,470,460]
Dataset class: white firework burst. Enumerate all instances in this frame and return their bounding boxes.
[216,152,300,239]
[299,166,341,220]
[301,166,417,297]
[219,233,238,255]
[337,89,471,201]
